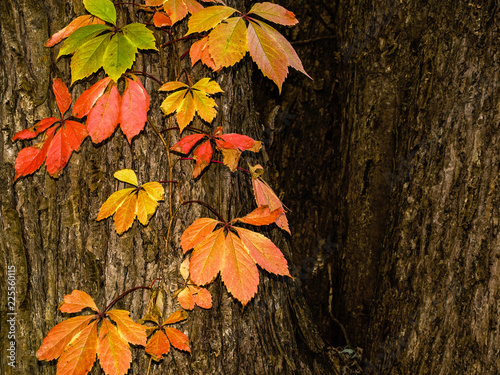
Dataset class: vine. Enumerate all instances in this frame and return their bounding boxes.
[12,0,310,373]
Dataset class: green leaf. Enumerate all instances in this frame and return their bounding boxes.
[58,24,110,58]
[121,23,157,50]
[71,33,112,84]
[83,0,117,25]
[103,33,138,82]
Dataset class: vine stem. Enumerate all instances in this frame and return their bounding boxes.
[148,117,169,151]
[161,126,208,134]
[182,200,226,223]
[161,34,204,48]
[179,157,251,174]
[102,286,152,315]
[128,71,163,86]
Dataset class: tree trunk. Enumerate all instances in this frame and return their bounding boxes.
[0,0,337,374]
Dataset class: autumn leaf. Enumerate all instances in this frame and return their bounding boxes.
[119,77,150,143]
[186,3,310,91]
[96,169,165,235]
[45,15,105,47]
[144,310,190,361]
[37,290,147,375]
[181,206,290,306]
[170,126,261,178]
[174,258,213,310]
[159,77,223,132]
[153,11,172,27]
[86,84,121,143]
[250,164,290,233]
[13,79,88,180]
[190,36,218,70]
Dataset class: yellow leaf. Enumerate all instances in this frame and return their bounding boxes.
[191,90,217,123]
[96,188,135,221]
[208,17,248,68]
[142,181,165,201]
[114,193,137,234]
[192,77,223,94]
[113,169,138,186]
[186,5,237,34]
[159,81,189,92]
[160,90,187,115]
[136,189,158,225]
[176,92,196,132]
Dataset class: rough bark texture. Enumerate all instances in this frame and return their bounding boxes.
[0,0,336,374]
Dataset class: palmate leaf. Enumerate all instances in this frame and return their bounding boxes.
[37,290,147,375]
[181,206,290,306]
[13,80,88,180]
[96,169,165,235]
[170,126,261,178]
[159,77,223,132]
[186,2,310,92]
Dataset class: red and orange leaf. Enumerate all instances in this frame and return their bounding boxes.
[163,0,188,24]
[208,17,248,68]
[163,310,188,325]
[248,2,298,26]
[56,320,98,375]
[37,315,95,361]
[113,193,138,235]
[177,288,195,310]
[184,0,204,14]
[233,206,282,226]
[106,310,147,346]
[153,11,172,27]
[72,77,112,118]
[46,15,105,47]
[247,20,288,93]
[189,228,225,285]
[52,78,72,116]
[45,121,88,177]
[190,36,218,70]
[96,188,135,221]
[220,232,259,306]
[14,128,56,180]
[87,84,121,144]
[164,327,190,353]
[145,330,170,360]
[98,319,132,375]
[234,227,290,276]
[216,133,261,152]
[120,77,150,143]
[170,133,206,154]
[186,5,237,34]
[193,139,212,177]
[191,286,212,309]
[12,117,59,141]
[180,217,220,252]
[60,290,99,313]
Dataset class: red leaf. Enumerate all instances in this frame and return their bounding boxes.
[233,206,282,226]
[153,12,172,27]
[72,77,113,118]
[53,79,72,116]
[87,85,121,143]
[216,133,261,151]
[14,127,56,180]
[248,2,298,26]
[193,140,212,178]
[120,78,150,143]
[45,121,88,177]
[170,133,206,154]
[12,117,59,141]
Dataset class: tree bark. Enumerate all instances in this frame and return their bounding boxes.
[0,0,337,374]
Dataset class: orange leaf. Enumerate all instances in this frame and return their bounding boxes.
[164,327,190,353]
[190,36,218,70]
[193,140,212,177]
[189,228,225,285]
[98,319,132,375]
[60,290,99,313]
[72,77,113,118]
[52,78,72,116]
[233,206,282,226]
[208,17,248,68]
[234,227,290,276]
[247,20,288,93]
[136,189,159,225]
[145,330,170,360]
[87,84,121,144]
[170,133,206,154]
[153,11,172,27]
[106,310,147,346]
[56,320,98,375]
[37,315,96,361]
[14,128,56,181]
[163,310,188,325]
[248,2,298,26]
[114,192,137,235]
[163,0,188,24]
[120,77,150,143]
[177,288,195,310]
[96,188,135,221]
[191,286,212,309]
[46,15,105,47]
[221,232,259,306]
[180,217,220,253]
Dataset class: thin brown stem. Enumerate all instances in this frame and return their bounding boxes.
[128,71,163,86]
[103,286,151,314]
[182,200,226,223]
